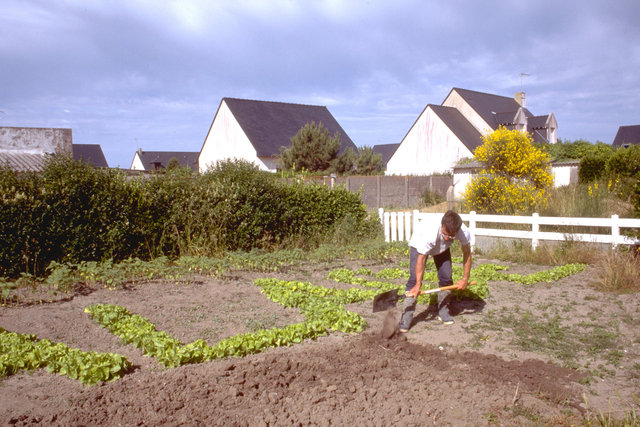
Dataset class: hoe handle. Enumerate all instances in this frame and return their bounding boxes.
[409,281,477,296]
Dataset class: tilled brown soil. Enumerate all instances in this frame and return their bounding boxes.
[1,258,639,426]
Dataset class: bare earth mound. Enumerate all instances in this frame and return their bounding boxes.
[1,257,639,426]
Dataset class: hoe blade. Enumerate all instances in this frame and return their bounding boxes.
[372,289,402,313]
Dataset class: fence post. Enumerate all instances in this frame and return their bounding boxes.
[532,213,540,250]
[468,211,476,249]
[390,212,398,242]
[398,212,405,241]
[611,214,620,249]
[383,212,390,242]
[378,207,384,224]
[404,176,409,208]
[404,211,412,241]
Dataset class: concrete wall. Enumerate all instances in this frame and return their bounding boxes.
[281,175,452,208]
[0,127,72,154]
[335,175,452,208]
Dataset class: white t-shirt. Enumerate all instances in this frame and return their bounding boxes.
[408,218,471,256]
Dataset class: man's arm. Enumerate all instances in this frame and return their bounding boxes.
[456,243,472,290]
[407,253,427,297]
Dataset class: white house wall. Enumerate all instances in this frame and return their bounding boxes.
[199,101,271,173]
[130,153,145,170]
[386,107,474,176]
[551,164,579,187]
[441,90,493,135]
[452,171,475,200]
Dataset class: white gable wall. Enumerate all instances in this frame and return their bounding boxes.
[386,106,474,176]
[442,90,493,135]
[199,101,272,173]
[130,153,145,170]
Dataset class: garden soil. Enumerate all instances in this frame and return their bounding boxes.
[1,257,639,426]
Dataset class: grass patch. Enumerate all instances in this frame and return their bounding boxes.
[463,307,623,370]
[592,250,640,293]
[483,239,602,266]
[584,393,640,427]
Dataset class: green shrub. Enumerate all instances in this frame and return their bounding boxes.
[0,157,378,278]
[39,156,149,264]
[605,145,640,178]
[0,167,43,277]
[421,189,445,207]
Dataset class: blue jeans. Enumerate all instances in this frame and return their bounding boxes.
[400,247,453,329]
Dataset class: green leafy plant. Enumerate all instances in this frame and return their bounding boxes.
[0,326,131,385]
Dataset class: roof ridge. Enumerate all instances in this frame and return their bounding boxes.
[452,87,514,101]
[223,97,327,108]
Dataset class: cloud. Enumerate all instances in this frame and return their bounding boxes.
[1,0,639,166]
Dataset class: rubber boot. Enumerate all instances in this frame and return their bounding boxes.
[437,290,454,324]
[399,296,416,332]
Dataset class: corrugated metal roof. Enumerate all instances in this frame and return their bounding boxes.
[0,152,47,172]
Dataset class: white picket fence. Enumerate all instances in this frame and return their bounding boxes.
[378,208,640,250]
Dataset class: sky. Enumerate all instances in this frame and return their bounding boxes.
[2,0,639,168]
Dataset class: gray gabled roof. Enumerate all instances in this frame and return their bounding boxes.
[372,143,400,166]
[72,144,108,167]
[222,98,357,157]
[135,149,199,171]
[612,125,640,146]
[429,105,484,153]
[449,87,535,129]
[528,115,549,129]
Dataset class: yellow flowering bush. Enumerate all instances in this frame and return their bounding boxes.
[463,128,552,214]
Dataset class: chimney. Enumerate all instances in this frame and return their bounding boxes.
[515,92,526,108]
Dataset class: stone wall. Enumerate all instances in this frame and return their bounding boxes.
[0,127,72,154]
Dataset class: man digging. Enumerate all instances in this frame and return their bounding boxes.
[399,210,472,332]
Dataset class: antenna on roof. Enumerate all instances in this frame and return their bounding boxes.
[519,72,530,92]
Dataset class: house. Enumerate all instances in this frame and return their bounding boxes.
[72,144,109,167]
[612,125,640,147]
[198,98,357,173]
[386,88,558,176]
[0,126,72,172]
[130,148,199,171]
[372,143,400,168]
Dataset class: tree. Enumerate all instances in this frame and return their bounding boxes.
[166,158,181,170]
[332,147,356,175]
[355,146,383,175]
[280,122,341,173]
[463,127,553,214]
